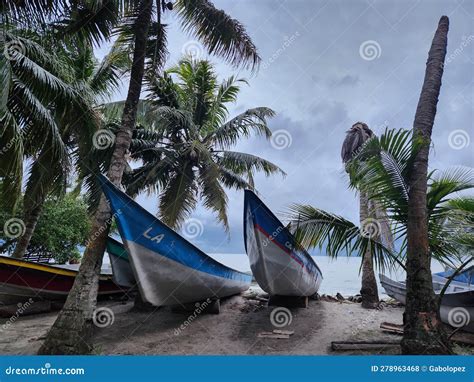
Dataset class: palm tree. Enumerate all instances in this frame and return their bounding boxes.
[9,42,129,259]
[340,122,387,308]
[288,128,473,303]
[40,0,262,355]
[402,15,450,355]
[1,0,129,257]
[124,58,283,229]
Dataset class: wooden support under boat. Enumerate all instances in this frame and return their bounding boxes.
[380,322,474,346]
[171,298,221,315]
[268,295,309,308]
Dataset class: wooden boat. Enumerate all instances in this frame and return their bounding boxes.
[106,237,136,289]
[243,189,323,297]
[434,265,474,285]
[0,255,126,306]
[380,273,474,332]
[100,176,252,307]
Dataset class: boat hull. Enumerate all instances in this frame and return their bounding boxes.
[244,190,323,297]
[125,241,251,306]
[0,256,125,306]
[380,274,474,332]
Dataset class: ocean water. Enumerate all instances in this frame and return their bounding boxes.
[102,252,445,298]
[206,253,445,298]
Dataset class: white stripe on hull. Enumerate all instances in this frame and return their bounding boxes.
[247,229,321,296]
[125,241,250,306]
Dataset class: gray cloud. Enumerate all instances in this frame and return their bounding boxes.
[125,0,474,254]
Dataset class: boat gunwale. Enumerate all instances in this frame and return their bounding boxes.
[0,255,112,280]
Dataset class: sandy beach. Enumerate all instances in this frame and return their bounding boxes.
[0,288,406,355]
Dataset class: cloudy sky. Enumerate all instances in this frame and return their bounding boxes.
[100,0,473,255]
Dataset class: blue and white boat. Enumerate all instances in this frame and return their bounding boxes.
[100,176,252,307]
[244,190,323,297]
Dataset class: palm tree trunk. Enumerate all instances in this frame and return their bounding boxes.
[401,16,451,355]
[11,203,43,259]
[359,192,379,308]
[38,0,154,355]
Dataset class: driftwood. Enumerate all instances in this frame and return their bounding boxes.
[380,322,474,346]
[258,332,290,339]
[258,329,295,339]
[331,340,401,351]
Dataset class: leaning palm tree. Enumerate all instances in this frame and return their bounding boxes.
[402,15,450,354]
[123,58,283,229]
[40,0,262,355]
[340,122,386,308]
[288,128,473,304]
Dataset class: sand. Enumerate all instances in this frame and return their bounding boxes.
[0,288,405,355]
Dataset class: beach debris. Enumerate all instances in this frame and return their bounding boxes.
[258,329,294,339]
[273,329,295,336]
[319,294,339,302]
[336,293,345,301]
[380,322,474,346]
[347,294,363,303]
[331,340,401,351]
[309,293,320,300]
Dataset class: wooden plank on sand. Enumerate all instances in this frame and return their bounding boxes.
[380,322,474,346]
[258,332,290,339]
[331,340,401,351]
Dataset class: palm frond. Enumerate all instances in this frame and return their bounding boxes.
[205,107,274,148]
[216,151,285,177]
[159,162,197,228]
[176,0,260,70]
[286,204,399,270]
